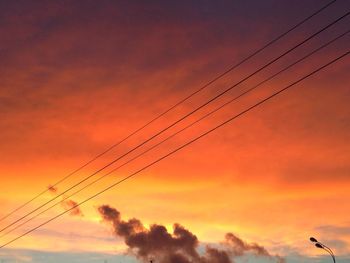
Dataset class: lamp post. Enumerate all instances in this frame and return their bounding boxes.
[309,237,336,263]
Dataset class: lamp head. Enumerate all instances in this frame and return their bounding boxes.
[310,237,318,243]
[315,243,324,249]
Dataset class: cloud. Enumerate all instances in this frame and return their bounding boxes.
[47,185,58,194]
[225,233,266,255]
[98,205,284,263]
[61,199,83,217]
[315,225,350,236]
[312,225,350,254]
[224,233,285,263]
[46,185,83,217]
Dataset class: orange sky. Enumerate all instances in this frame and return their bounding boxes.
[0,0,349,262]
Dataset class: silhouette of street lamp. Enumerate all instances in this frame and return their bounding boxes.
[309,237,336,263]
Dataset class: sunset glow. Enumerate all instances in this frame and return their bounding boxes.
[0,1,349,262]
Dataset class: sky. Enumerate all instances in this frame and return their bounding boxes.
[0,0,349,262]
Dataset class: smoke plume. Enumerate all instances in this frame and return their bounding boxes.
[98,205,284,263]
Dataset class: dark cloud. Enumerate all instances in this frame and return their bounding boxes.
[225,233,269,256]
[225,233,285,263]
[98,205,284,263]
[1,0,348,169]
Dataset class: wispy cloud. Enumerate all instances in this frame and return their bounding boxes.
[61,199,84,217]
[47,185,83,216]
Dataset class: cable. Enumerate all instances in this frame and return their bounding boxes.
[2,27,348,239]
[1,49,348,249]
[0,9,347,235]
[0,0,336,223]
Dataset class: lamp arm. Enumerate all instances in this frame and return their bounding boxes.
[320,243,335,257]
[320,245,336,263]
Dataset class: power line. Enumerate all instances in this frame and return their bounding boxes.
[0,0,336,223]
[1,49,348,249]
[2,27,348,239]
[0,8,347,235]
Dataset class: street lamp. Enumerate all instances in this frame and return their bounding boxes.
[309,237,336,263]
